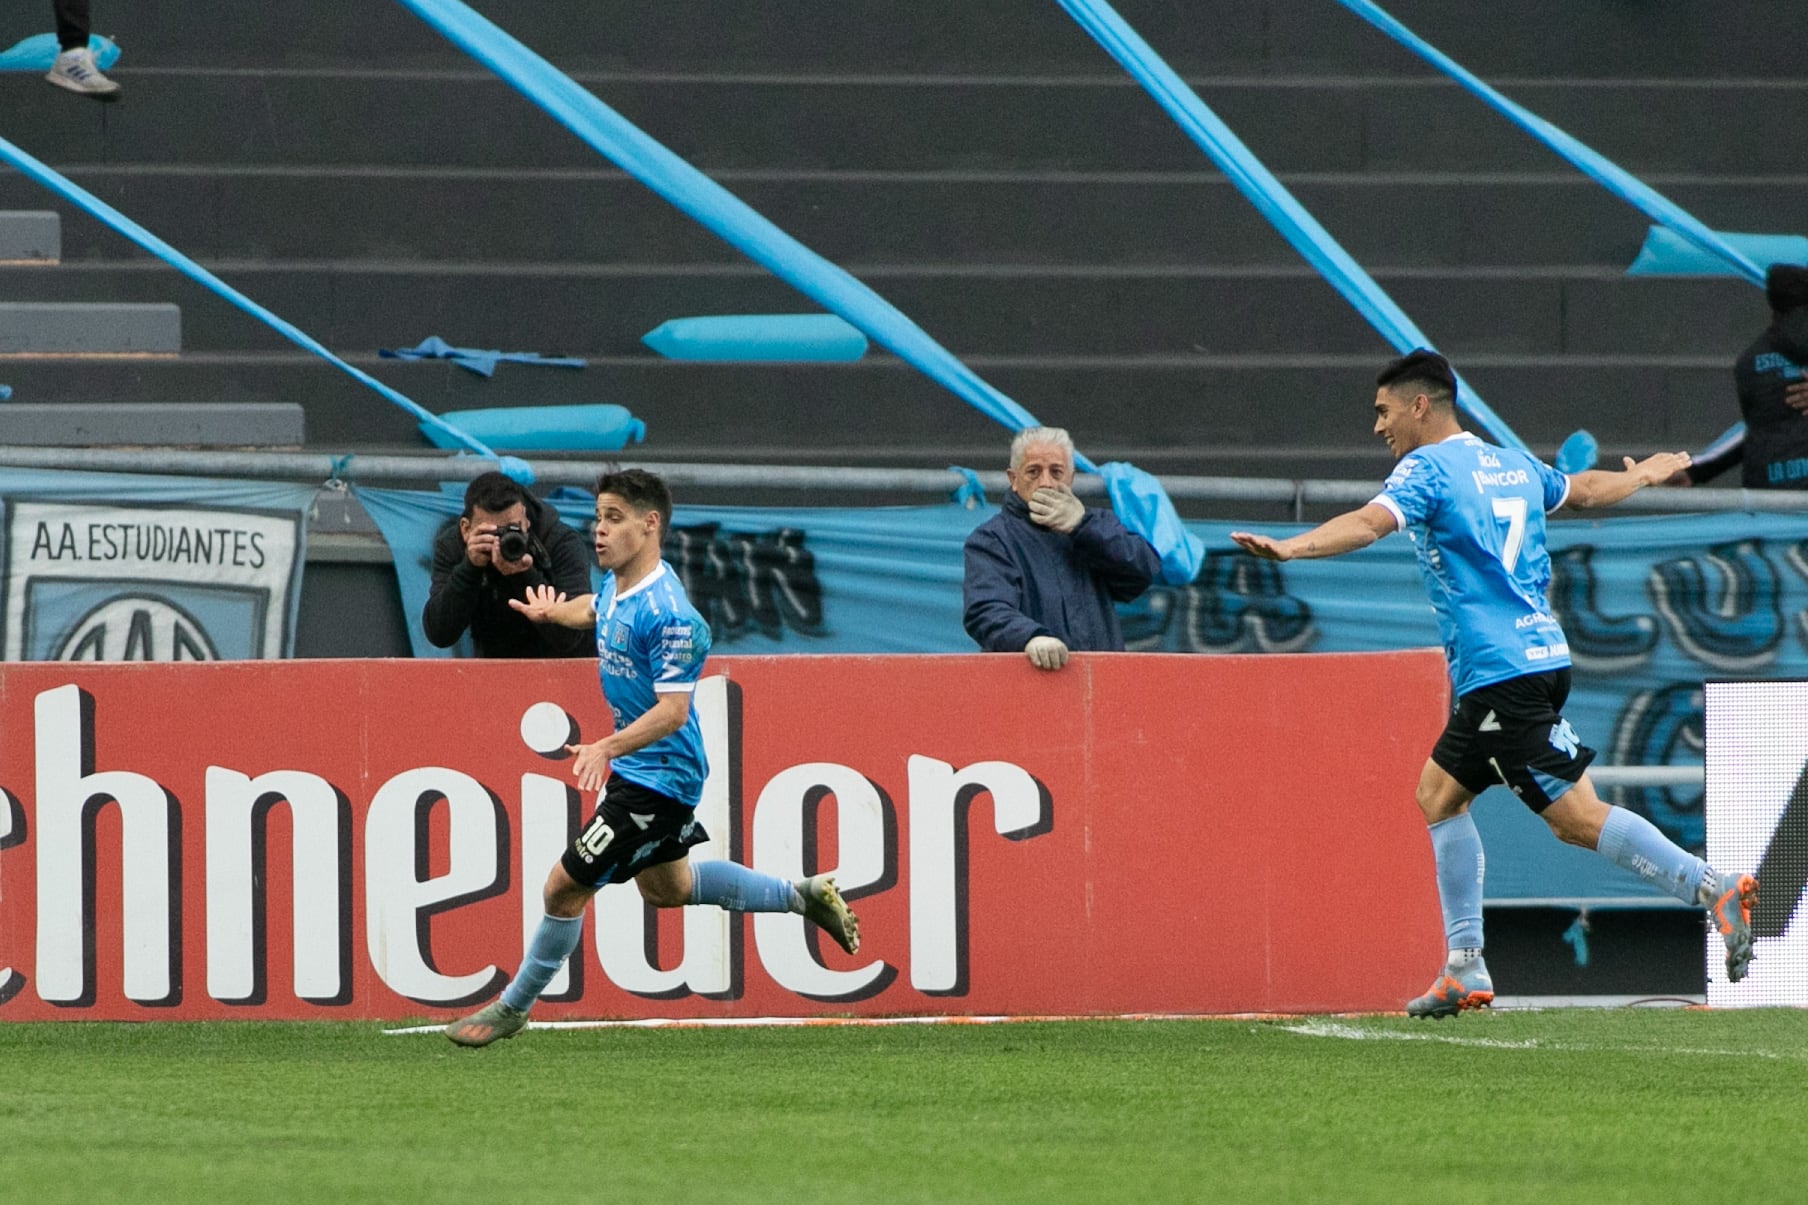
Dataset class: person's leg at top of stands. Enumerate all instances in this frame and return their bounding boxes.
[46,0,121,100]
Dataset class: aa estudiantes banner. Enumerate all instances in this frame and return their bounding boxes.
[0,653,1448,1021]
[0,473,314,661]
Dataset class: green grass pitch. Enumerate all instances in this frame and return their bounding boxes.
[3,1009,1803,1203]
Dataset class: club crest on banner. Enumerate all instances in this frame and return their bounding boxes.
[2,501,304,661]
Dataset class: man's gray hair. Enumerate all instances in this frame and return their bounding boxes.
[1009,426,1075,471]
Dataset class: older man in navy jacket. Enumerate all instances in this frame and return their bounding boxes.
[962,427,1162,670]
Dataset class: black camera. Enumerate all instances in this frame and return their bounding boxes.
[495,523,532,562]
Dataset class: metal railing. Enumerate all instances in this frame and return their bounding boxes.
[5,445,1808,514]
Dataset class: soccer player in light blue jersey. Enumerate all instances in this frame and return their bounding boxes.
[1231,350,1759,1018]
[446,468,860,1047]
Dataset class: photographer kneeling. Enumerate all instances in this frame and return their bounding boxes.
[422,471,594,658]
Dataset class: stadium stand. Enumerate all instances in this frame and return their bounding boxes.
[0,208,59,261]
[2,0,1803,480]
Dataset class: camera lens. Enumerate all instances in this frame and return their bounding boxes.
[498,528,529,561]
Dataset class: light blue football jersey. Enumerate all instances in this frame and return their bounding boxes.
[1371,432,1573,696]
[592,561,711,805]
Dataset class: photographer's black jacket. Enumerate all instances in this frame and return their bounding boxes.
[421,492,594,657]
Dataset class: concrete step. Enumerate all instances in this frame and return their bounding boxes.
[0,263,1768,360]
[107,0,1805,79]
[0,350,1737,456]
[12,167,1801,270]
[13,72,1805,176]
[0,302,181,355]
[0,211,60,263]
[0,402,304,447]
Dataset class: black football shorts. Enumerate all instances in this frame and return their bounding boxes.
[1430,669,1597,812]
[561,776,709,888]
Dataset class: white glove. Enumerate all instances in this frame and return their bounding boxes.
[1024,635,1070,671]
[1028,487,1084,534]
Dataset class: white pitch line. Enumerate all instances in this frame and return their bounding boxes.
[1284,1020,1541,1050]
[1281,1019,1792,1060]
[385,1012,1213,1036]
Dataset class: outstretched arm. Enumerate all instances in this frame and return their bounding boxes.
[1230,503,1398,562]
[508,584,598,628]
[1565,452,1692,510]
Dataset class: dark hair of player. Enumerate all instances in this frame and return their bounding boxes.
[1376,348,1458,411]
[594,467,673,539]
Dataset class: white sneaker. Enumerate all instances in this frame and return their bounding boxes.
[45,47,121,100]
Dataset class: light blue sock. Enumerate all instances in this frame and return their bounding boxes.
[501,913,583,1012]
[1428,813,1485,952]
[689,860,805,913]
[1595,806,1709,905]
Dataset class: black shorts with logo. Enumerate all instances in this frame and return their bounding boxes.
[560,776,709,888]
[1430,669,1597,813]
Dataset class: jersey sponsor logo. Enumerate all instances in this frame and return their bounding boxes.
[1383,460,1420,490]
[1471,467,1530,492]
[1514,611,1557,629]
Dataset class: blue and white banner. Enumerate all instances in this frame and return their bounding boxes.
[0,470,315,660]
[360,486,1808,901]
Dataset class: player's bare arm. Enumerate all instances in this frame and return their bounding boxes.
[1564,451,1692,509]
[566,690,692,791]
[1231,503,1398,562]
[508,584,597,627]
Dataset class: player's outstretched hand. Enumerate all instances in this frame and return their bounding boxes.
[567,740,610,792]
[1229,531,1290,561]
[1623,451,1692,486]
[1785,379,1808,415]
[1028,487,1084,534]
[508,583,566,622]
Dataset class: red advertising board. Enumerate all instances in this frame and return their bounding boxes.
[0,652,1448,1021]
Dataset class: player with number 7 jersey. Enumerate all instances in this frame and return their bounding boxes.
[1371,429,1570,696]
[1229,349,1758,1018]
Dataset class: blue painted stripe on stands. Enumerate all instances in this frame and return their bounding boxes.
[1055,0,1528,453]
[394,0,1079,463]
[1336,0,1766,287]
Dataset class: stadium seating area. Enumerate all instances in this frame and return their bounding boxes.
[2,0,1803,483]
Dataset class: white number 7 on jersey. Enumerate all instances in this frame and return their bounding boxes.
[1491,496,1527,572]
